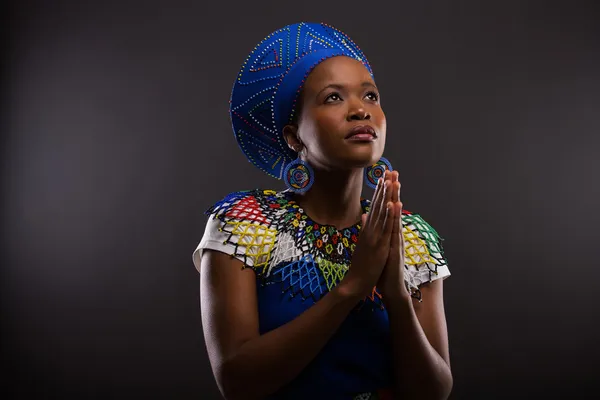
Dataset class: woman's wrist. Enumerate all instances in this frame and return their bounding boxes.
[380,276,410,299]
[381,286,411,307]
[334,277,369,303]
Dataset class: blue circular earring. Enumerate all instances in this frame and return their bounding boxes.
[283,157,314,193]
[364,157,393,189]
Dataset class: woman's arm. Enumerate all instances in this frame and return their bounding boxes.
[200,249,365,400]
[385,279,453,400]
[200,179,395,399]
[377,171,452,399]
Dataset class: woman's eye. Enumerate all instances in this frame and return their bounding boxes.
[365,92,379,101]
[325,93,342,103]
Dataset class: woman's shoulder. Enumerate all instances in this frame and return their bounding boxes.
[204,188,291,223]
[400,208,450,289]
[401,209,444,243]
[401,208,447,262]
[193,189,288,272]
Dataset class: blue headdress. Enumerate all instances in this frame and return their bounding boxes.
[229,22,374,179]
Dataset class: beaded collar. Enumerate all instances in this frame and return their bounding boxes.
[206,189,383,308]
[206,189,445,306]
[276,189,370,264]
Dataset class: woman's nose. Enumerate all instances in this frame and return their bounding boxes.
[347,106,371,121]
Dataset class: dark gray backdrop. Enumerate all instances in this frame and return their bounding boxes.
[2,0,599,398]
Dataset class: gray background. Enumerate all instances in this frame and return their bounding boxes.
[2,0,599,398]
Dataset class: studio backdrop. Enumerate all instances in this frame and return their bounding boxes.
[2,0,599,398]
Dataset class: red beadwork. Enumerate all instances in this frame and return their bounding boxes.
[225,195,268,224]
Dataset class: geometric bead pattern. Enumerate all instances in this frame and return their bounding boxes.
[272,255,325,301]
[318,258,350,291]
[205,189,448,307]
[401,213,447,269]
[223,220,276,274]
[402,225,437,266]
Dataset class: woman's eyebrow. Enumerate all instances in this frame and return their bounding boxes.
[316,83,344,97]
[316,81,378,97]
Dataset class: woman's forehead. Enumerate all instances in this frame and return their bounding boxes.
[306,56,374,90]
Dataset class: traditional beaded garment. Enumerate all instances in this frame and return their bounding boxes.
[194,189,450,398]
[204,188,448,305]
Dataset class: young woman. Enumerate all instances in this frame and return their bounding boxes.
[192,22,453,400]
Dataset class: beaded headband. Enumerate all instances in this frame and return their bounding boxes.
[229,22,374,179]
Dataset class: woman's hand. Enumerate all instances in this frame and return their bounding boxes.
[338,174,396,299]
[377,171,410,300]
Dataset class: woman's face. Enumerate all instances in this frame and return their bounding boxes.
[289,56,386,170]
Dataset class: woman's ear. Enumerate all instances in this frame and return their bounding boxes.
[282,125,302,152]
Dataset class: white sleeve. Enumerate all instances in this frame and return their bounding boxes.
[404,251,451,287]
[192,215,251,273]
[192,214,275,273]
[402,213,451,289]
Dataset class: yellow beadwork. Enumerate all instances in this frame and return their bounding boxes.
[403,225,437,266]
[225,220,277,273]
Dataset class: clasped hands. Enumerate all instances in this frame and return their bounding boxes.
[376,170,409,301]
[343,170,409,302]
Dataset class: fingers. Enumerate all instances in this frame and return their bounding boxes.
[368,170,392,227]
[382,201,394,239]
[375,179,393,232]
[383,173,394,206]
[366,177,384,226]
[390,171,400,203]
[390,201,401,249]
[381,172,400,243]
[392,180,399,204]
[365,170,397,236]
[397,172,401,204]
[397,202,405,254]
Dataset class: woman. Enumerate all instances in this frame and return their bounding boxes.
[192,22,453,400]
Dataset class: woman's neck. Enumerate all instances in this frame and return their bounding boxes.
[291,168,365,230]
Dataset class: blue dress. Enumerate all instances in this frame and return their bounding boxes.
[192,189,451,399]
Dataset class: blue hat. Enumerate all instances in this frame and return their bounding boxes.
[229,22,374,179]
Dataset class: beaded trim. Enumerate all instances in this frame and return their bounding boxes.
[205,189,448,305]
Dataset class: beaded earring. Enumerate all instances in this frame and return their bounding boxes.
[283,146,314,193]
[364,157,393,189]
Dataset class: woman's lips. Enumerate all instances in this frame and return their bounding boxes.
[346,133,376,141]
[345,125,377,141]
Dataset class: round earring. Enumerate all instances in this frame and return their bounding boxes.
[283,154,314,193]
[364,157,393,189]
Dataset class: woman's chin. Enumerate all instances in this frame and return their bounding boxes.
[349,147,383,166]
[341,153,382,169]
